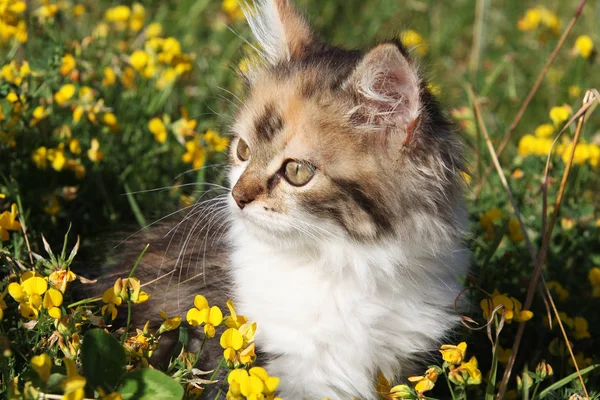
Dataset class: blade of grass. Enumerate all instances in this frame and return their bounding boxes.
[538,365,599,399]
[469,0,487,80]
[472,0,588,199]
[123,182,148,228]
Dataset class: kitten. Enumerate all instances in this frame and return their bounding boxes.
[104,0,469,398]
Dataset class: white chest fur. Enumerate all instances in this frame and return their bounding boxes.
[229,221,467,400]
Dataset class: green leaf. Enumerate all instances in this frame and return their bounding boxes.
[118,369,184,400]
[81,329,126,392]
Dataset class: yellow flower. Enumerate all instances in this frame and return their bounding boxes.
[149,117,168,143]
[408,367,438,393]
[223,299,248,329]
[101,302,118,320]
[220,321,257,366]
[130,50,150,71]
[145,23,162,38]
[222,0,245,20]
[480,208,502,241]
[31,354,52,383]
[560,142,589,165]
[158,37,182,63]
[72,4,85,16]
[204,129,230,152]
[102,112,120,132]
[32,146,48,169]
[121,67,136,88]
[105,5,131,23]
[68,139,81,155]
[31,105,49,126]
[48,269,77,293]
[517,134,554,157]
[43,288,63,319]
[129,3,145,32]
[60,54,76,76]
[6,92,19,103]
[573,35,594,58]
[112,277,150,304]
[549,105,572,127]
[227,367,280,400]
[572,316,591,340]
[0,203,21,242]
[480,289,533,323]
[508,218,524,244]
[389,384,413,399]
[569,85,582,98]
[124,324,157,359]
[47,144,67,171]
[0,60,32,86]
[87,138,104,162]
[36,3,59,20]
[7,273,50,319]
[156,67,177,89]
[400,29,427,55]
[462,356,482,385]
[173,118,197,138]
[102,67,116,87]
[448,356,482,386]
[62,357,86,400]
[54,84,76,106]
[439,342,467,365]
[157,310,182,335]
[547,281,569,302]
[182,139,206,170]
[517,8,541,31]
[186,295,223,338]
[534,124,554,138]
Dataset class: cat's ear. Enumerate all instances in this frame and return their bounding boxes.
[244,0,315,64]
[345,43,421,139]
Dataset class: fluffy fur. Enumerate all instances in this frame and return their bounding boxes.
[97,1,470,398]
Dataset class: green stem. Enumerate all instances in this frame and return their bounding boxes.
[67,296,102,309]
[531,381,541,400]
[209,358,226,383]
[128,243,149,278]
[122,301,132,344]
[443,368,458,400]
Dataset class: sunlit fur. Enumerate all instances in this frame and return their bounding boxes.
[225,1,469,398]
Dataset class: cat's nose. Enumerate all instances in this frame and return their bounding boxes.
[232,179,263,209]
[232,190,251,209]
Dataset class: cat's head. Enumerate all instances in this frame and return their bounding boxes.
[228,0,465,244]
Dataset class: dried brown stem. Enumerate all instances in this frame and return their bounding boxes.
[472,0,587,200]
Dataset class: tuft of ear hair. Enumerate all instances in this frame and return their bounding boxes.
[242,0,316,64]
[344,43,421,141]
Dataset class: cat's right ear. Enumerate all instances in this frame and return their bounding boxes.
[343,43,421,145]
[243,0,316,65]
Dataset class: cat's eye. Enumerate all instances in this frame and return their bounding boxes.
[236,138,250,161]
[283,160,315,186]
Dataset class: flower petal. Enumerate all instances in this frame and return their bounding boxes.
[193,295,209,310]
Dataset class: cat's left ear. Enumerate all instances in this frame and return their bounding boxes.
[244,0,316,64]
[344,43,421,140]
